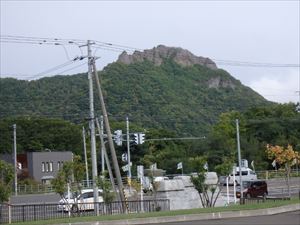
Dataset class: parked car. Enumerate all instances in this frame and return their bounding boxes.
[57,189,103,212]
[236,180,268,198]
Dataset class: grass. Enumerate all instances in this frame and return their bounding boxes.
[9,198,300,225]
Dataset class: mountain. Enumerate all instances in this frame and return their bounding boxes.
[118,45,217,70]
[0,45,270,136]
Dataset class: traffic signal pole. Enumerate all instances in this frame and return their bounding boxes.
[13,124,17,196]
[82,127,89,187]
[126,117,132,180]
[236,119,243,199]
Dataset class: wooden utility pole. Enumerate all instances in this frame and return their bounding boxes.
[92,60,126,204]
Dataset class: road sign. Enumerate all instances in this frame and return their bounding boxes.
[137,165,144,178]
[122,153,127,162]
[122,162,132,172]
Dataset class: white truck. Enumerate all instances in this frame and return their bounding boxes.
[228,166,257,185]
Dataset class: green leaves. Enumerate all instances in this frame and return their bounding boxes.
[0,117,82,154]
[0,59,268,137]
[52,155,85,197]
[0,160,14,203]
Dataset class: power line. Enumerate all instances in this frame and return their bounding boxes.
[0,35,86,45]
[213,59,300,68]
[25,56,86,80]
[2,35,299,68]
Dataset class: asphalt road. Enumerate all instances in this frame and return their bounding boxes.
[141,210,300,225]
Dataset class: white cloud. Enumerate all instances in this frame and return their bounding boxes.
[249,69,299,103]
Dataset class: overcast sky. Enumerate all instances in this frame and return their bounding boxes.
[1,1,299,103]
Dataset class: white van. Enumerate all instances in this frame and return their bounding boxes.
[57,189,103,212]
[228,167,257,185]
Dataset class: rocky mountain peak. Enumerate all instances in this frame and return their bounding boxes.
[117,45,218,70]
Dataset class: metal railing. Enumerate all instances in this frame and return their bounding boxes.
[240,196,291,205]
[256,169,300,180]
[14,169,300,195]
[0,199,170,224]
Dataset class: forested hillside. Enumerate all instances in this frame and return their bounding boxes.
[0,103,299,173]
[0,46,270,136]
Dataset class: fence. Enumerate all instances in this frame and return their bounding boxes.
[15,170,300,195]
[240,196,291,205]
[0,199,170,224]
[256,169,300,180]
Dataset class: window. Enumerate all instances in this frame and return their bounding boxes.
[42,162,45,172]
[58,161,64,170]
[46,162,49,172]
[241,171,248,176]
[87,192,94,198]
[81,193,89,199]
[49,162,53,172]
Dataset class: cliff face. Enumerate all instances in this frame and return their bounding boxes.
[117,45,218,70]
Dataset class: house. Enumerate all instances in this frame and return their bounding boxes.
[0,151,73,184]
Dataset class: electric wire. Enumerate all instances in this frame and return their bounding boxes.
[26,60,75,80]
[2,35,299,68]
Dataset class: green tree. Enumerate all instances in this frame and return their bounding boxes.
[190,156,233,208]
[97,173,115,204]
[0,160,14,203]
[52,155,85,199]
[0,117,83,155]
[266,144,300,197]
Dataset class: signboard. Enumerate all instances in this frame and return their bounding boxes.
[137,165,144,178]
[122,153,127,162]
[122,162,132,172]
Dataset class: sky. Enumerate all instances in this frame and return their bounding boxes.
[1,0,299,104]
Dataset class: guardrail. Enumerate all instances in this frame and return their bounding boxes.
[0,199,170,224]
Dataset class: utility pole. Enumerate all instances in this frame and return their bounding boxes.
[13,124,17,196]
[86,40,99,214]
[297,72,300,112]
[100,116,105,175]
[92,60,126,205]
[82,127,89,187]
[126,117,131,181]
[236,119,243,199]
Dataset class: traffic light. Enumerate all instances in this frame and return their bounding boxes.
[139,133,145,144]
[114,130,122,146]
[133,133,145,144]
[134,133,139,144]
